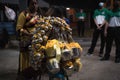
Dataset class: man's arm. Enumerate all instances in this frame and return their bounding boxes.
[94,18,100,29]
[104,21,109,37]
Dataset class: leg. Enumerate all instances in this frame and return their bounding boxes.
[101,28,114,60]
[65,76,69,80]
[77,21,81,37]
[99,28,106,56]
[16,50,30,79]
[114,28,120,63]
[81,21,85,37]
[87,28,100,54]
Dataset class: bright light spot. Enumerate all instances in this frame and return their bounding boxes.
[66,8,70,10]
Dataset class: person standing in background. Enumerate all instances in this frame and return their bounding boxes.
[0,28,9,49]
[76,9,86,37]
[86,2,108,57]
[100,0,120,63]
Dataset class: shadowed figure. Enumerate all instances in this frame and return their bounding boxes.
[0,28,9,49]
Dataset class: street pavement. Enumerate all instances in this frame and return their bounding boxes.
[0,37,120,80]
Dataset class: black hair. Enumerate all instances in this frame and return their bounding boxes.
[41,7,49,16]
[27,0,38,7]
[45,6,63,17]
[27,0,42,15]
[51,6,63,17]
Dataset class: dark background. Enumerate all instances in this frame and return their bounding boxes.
[44,0,107,10]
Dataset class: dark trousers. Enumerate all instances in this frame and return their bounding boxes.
[104,27,120,59]
[77,20,85,36]
[88,26,106,54]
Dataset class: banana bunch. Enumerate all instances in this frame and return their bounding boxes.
[73,58,82,72]
[45,39,61,61]
[28,16,82,74]
[62,60,74,76]
[46,58,60,74]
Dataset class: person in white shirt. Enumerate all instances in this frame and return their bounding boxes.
[86,2,108,57]
[101,0,120,63]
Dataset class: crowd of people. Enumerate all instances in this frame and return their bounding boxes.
[86,1,120,64]
[74,0,120,64]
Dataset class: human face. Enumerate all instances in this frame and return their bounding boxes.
[80,9,83,13]
[29,0,38,12]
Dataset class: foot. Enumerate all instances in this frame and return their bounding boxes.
[84,52,93,56]
[98,54,103,57]
[100,57,109,61]
[115,58,120,63]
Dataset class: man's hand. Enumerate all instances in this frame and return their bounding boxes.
[97,25,101,30]
[20,29,32,37]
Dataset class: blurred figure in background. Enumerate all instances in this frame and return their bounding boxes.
[101,0,120,63]
[0,28,9,49]
[45,6,70,24]
[86,2,108,57]
[76,9,86,37]
[61,7,70,25]
[16,0,42,79]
